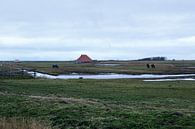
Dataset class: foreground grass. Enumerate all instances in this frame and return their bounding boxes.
[0,79,195,129]
[0,118,51,129]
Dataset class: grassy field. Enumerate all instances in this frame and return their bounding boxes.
[0,118,51,129]
[0,79,195,129]
[11,60,195,75]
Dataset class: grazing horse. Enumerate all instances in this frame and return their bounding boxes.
[146,64,150,68]
[151,64,156,69]
[52,64,59,69]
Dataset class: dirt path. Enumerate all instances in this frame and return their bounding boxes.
[28,95,100,105]
[1,91,194,114]
[0,91,100,105]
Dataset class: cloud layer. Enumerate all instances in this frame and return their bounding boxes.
[0,0,195,60]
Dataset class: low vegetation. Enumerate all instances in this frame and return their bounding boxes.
[13,60,195,75]
[0,118,51,129]
[0,63,33,79]
[0,79,195,129]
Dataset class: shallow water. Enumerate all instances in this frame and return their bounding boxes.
[95,64,121,66]
[144,78,195,82]
[188,67,195,69]
[28,71,195,80]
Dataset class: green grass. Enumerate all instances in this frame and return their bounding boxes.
[12,60,195,75]
[0,79,195,129]
[0,117,51,129]
[2,60,195,75]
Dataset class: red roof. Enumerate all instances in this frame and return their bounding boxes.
[76,55,92,63]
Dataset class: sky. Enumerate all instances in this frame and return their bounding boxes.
[0,0,195,61]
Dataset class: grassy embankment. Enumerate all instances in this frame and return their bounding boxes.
[0,79,195,129]
[0,62,32,79]
[16,60,195,75]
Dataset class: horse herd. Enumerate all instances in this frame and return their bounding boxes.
[52,64,156,69]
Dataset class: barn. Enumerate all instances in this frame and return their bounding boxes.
[76,54,93,63]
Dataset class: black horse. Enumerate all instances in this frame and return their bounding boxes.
[52,64,59,69]
[151,64,156,69]
[146,64,150,68]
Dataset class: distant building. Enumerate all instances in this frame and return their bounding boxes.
[76,54,93,63]
[138,57,167,61]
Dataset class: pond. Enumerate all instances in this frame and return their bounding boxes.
[27,71,195,80]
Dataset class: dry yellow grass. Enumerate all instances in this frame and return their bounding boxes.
[0,118,52,129]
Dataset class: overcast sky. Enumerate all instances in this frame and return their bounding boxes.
[0,0,195,60]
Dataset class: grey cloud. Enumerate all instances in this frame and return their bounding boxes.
[0,0,195,60]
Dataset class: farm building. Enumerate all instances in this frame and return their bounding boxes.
[76,54,93,63]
